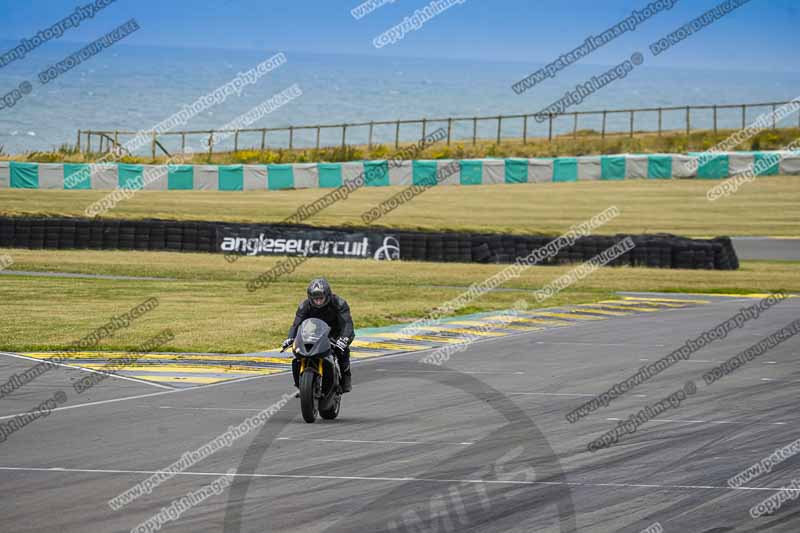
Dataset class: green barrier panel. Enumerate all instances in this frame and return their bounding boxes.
[647,155,673,179]
[318,163,343,188]
[364,161,389,187]
[10,162,39,189]
[64,163,91,190]
[118,164,143,189]
[268,164,294,190]
[754,152,780,176]
[504,159,528,184]
[696,154,729,179]
[601,156,626,180]
[168,165,194,190]
[412,161,438,186]
[553,158,577,182]
[219,165,244,191]
[460,160,482,185]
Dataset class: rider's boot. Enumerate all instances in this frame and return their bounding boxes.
[341,368,352,393]
[336,349,352,393]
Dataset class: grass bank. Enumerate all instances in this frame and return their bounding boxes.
[1,176,798,237]
[0,249,797,352]
[3,128,799,165]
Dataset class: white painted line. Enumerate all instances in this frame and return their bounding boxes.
[0,389,180,421]
[375,369,525,375]
[159,406,265,412]
[0,465,796,492]
[607,417,787,426]
[640,358,780,365]
[539,342,666,347]
[509,392,648,399]
[276,437,473,446]
[0,351,174,390]
[509,392,596,397]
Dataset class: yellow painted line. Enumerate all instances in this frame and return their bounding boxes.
[420,326,506,337]
[79,364,276,375]
[447,320,540,332]
[586,303,661,313]
[622,296,710,304]
[571,307,630,316]
[597,300,687,308]
[525,312,606,321]
[21,352,292,364]
[350,352,387,359]
[351,341,429,351]
[124,375,232,385]
[489,316,571,327]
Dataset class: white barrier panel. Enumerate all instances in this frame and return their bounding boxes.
[194,165,219,191]
[243,165,266,191]
[0,162,9,189]
[528,158,553,183]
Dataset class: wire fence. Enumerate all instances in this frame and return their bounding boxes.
[78,99,799,158]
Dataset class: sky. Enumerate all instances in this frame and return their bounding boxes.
[0,0,797,72]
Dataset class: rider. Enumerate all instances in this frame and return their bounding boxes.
[283,278,353,393]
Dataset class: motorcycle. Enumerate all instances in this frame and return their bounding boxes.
[281,318,342,423]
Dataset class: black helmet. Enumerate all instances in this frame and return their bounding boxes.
[307,278,332,308]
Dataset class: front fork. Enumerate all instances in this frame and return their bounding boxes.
[294,358,323,388]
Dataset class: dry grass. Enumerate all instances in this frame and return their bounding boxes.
[0,248,797,353]
[4,128,799,164]
[1,176,798,237]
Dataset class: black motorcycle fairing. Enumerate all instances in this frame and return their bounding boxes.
[293,318,332,358]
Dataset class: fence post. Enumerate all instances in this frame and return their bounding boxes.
[496,116,502,144]
[447,118,452,146]
[685,106,691,148]
[261,129,267,151]
[234,130,239,153]
[289,126,294,150]
[741,105,746,129]
[315,127,320,151]
[341,125,347,149]
[548,114,553,142]
[713,105,718,135]
[368,122,374,150]
[629,111,635,138]
[99,136,104,154]
[601,111,607,140]
[208,131,214,158]
[181,132,186,154]
[87,133,92,153]
[472,117,477,145]
[395,121,400,149]
[522,116,528,145]
[76,130,82,152]
[151,131,157,160]
[573,113,578,139]
[421,118,427,141]
[657,108,662,136]
[772,104,777,129]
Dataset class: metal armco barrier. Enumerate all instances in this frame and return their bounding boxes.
[0,217,738,270]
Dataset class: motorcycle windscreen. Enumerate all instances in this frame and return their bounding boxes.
[295,318,332,357]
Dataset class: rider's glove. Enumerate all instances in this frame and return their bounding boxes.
[281,338,294,350]
[334,336,350,352]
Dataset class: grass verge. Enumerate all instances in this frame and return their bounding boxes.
[0,249,797,353]
[1,176,798,237]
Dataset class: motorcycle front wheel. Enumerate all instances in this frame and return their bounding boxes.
[299,371,318,423]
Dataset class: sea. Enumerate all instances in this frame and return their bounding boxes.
[0,42,798,155]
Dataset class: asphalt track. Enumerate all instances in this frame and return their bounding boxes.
[731,238,800,261]
[1,293,799,532]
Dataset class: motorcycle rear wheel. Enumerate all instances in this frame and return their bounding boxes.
[299,371,318,423]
